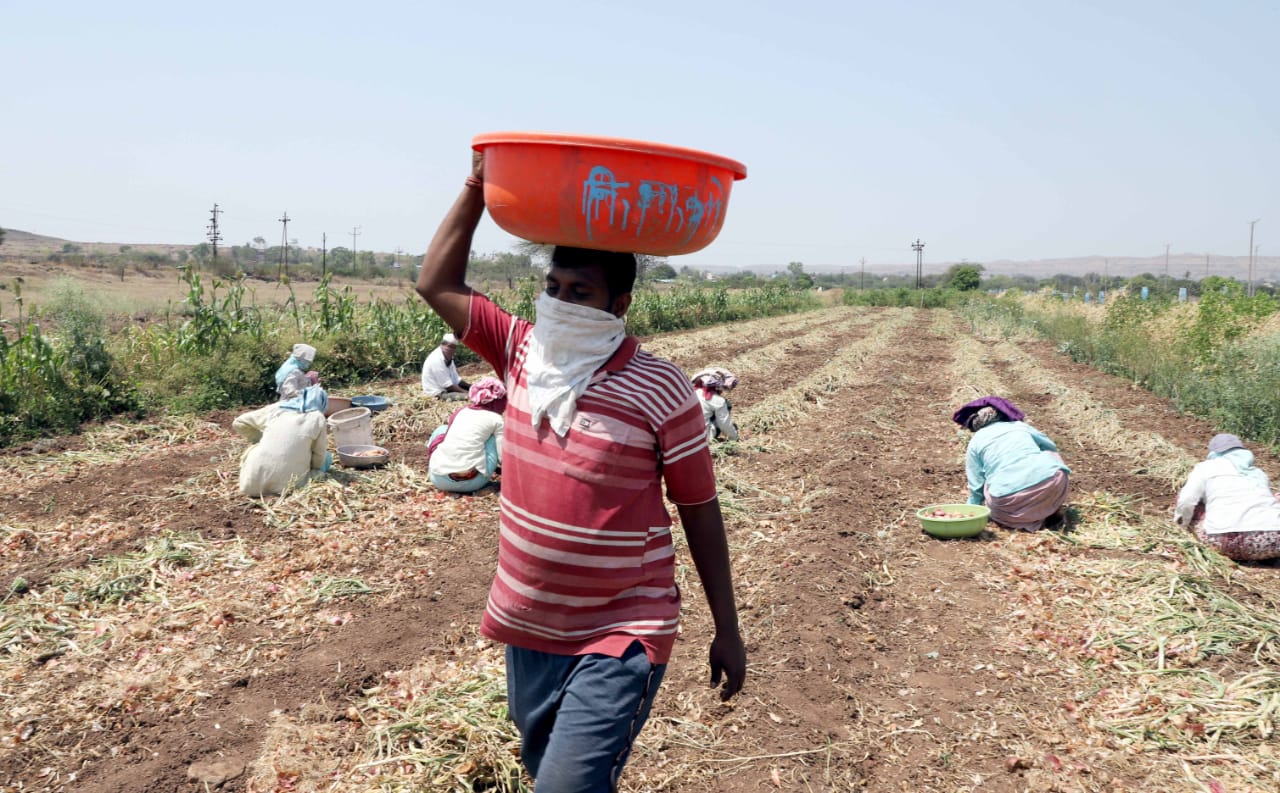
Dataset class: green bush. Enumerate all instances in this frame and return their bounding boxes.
[844,287,965,309]
[0,280,140,445]
[1177,337,1280,448]
[956,293,1026,339]
[1014,290,1280,452]
[0,270,827,446]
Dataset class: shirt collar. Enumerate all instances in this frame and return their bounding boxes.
[603,336,638,372]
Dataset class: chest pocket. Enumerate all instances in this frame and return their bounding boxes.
[561,407,658,485]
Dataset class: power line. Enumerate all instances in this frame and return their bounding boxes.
[911,239,925,290]
[278,211,291,280]
[205,203,222,272]
[1248,219,1260,297]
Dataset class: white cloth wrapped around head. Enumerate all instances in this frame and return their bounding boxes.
[291,343,318,365]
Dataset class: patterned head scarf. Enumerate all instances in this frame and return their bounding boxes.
[696,372,724,390]
[469,376,507,407]
[952,395,1025,429]
[692,367,738,392]
[966,406,1002,432]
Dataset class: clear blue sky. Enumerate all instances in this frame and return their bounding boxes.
[2,1,1275,270]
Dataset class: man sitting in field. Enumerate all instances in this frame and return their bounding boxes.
[420,333,470,400]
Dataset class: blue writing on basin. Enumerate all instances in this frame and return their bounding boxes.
[581,165,726,246]
[582,166,630,241]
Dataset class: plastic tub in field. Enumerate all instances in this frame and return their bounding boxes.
[917,504,991,538]
[322,395,352,418]
[472,131,747,257]
[328,407,373,448]
[351,395,392,413]
[336,444,390,469]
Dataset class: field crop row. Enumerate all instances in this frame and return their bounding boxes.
[4,304,1280,792]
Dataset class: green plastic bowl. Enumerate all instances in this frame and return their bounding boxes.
[917,503,991,538]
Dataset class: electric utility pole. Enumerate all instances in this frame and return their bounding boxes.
[351,226,362,270]
[205,203,223,272]
[1164,243,1171,286]
[321,232,328,278]
[278,212,291,280]
[912,239,925,290]
[1248,219,1260,297]
[860,257,866,291]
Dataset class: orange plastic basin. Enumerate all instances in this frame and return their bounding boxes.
[472,132,747,257]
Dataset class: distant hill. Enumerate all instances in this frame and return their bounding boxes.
[3,228,1276,284]
[0,229,191,260]
[707,253,1280,284]
[959,254,1278,283]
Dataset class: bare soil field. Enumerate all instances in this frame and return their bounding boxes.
[3,306,1279,792]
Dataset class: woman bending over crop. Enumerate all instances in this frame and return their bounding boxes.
[953,396,1070,531]
[691,366,739,443]
[233,385,331,497]
[1174,434,1280,561]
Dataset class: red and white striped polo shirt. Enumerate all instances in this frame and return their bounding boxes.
[462,292,716,664]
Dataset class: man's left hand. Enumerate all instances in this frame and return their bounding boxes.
[709,629,746,701]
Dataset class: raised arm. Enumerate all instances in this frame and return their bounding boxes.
[676,497,746,701]
[415,151,485,335]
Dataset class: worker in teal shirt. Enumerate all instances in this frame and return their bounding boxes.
[954,396,1071,531]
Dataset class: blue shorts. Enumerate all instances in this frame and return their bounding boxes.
[506,641,666,792]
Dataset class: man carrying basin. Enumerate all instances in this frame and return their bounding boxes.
[415,149,746,792]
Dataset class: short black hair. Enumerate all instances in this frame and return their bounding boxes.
[550,246,637,302]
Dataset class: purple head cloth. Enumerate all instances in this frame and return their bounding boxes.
[952,395,1026,427]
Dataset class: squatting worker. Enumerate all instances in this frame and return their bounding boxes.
[232,384,331,498]
[1174,433,1280,561]
[415,149,746,792]
[953,395,1070,531]
[426,376,506,494]
[421,332,471,400]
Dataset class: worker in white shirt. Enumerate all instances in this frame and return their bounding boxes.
[1175,433,1280,561]
[427,377,505,493]
[421,333,471,400]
